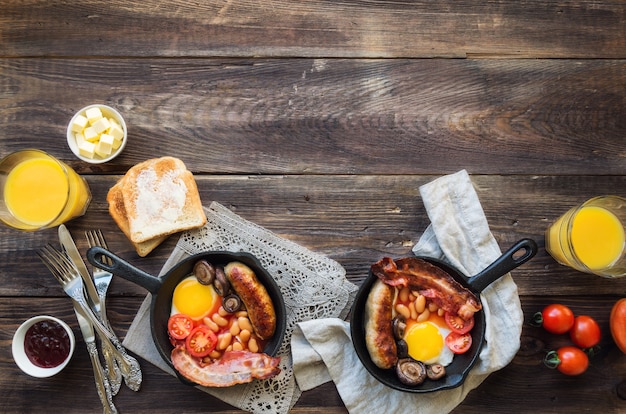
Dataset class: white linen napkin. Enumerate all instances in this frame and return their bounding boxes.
[291,169,524,413]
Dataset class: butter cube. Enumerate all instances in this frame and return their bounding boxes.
[91,117,110,134]
[85,107,103,125]
[95,134,114,157]
[78,140,96,159]
[108,119,124,140]
[71,114,88,132]
[83,126,99,142]
[74,132,86,147]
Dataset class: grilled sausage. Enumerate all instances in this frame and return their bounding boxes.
[224,262,276,340]
[365,279,398,369]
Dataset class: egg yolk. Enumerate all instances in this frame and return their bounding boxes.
[404,321,444,363]
[172,277,217,319]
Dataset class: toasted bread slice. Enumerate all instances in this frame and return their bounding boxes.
[107,179,167,257]
[121,156,206,243]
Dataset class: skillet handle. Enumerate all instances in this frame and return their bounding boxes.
[87,246,162,294]
[467,238,538,293]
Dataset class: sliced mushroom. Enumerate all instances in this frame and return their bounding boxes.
[396,358,426,386]
[193,260,216,285]
[396,339,409,359]
[426,363,446,380]
[213,266,230,296]
[222,294,242,313]
[392,315,407,340]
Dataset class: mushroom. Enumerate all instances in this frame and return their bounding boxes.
[213,266,230,296]
[222,294,242,313]
[426,363,446,380]
[396,339,409,359]
[392,315,407,340]
[193,260,216,285]
[395,358,427,386]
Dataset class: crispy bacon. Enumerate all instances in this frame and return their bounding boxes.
[371,257,481,320]
[171,347,281,387]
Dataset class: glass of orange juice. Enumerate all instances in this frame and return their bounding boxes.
[546,196,626,278]
[0,149,91,231]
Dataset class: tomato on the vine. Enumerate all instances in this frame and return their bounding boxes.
[570,315,601,348]
[534,304,575,334]
[168,314,194,340]
[544,346,589,376]
[445,312,475,334]
[185,325,217,358]
[445,331,472,354]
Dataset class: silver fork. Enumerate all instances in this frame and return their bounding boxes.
[38,244,143,391]
[85,229,122,395]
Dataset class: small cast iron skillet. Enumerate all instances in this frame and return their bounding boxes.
[350,238,537,393]
[87,247,286,386]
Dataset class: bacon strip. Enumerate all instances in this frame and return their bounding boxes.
[171,347,281,387]
[371,257,481,320]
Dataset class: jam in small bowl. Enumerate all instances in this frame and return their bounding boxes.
[12,315,75,378]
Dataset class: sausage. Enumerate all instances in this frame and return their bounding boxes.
[224,262,276,340]
[365,279,398,369]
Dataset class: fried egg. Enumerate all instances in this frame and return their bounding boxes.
[170,275,218,320]
[403,313,454,366]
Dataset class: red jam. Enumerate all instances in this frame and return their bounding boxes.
[24,320,71,368]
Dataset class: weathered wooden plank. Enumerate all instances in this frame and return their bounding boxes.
[2,174,625,300]
[1,59,625,176]
[1,1,625,58]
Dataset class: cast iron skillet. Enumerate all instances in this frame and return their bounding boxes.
[86,247,287,386]
[350,238,537,393]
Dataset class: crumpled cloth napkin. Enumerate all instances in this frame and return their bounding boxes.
[291,169,523,414]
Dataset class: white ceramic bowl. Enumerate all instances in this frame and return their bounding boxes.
[66,104,127,164]
[12,315,75,378]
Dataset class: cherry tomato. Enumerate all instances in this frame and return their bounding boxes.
[544,346,589,376]
[168,314,194,340]
[444,312,475,334]
[570,315,601,348]
[445,331,472,354]
[185,326,217,358]
[534,304,575,334]
[610,298,626,354]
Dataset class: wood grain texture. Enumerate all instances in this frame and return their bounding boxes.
[2,0,626,412]
[1,59,625,175]
[1,1,625,58]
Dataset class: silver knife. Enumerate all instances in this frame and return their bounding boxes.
[73,303,118,414]
[59,224,101,311]
[59,224,142,392]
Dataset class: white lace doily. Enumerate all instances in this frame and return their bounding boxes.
[171,201,357,413]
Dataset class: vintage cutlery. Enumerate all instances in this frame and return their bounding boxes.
[38,244,143,391]
[84,229,123,395]
[73,305,118,414]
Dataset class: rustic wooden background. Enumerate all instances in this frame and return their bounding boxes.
[1,1,625,413]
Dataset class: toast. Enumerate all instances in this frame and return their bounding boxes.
[121,156,206,243]
[107,179,167,256]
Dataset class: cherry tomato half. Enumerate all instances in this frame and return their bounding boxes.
[168,314,194,340]
[544,346,589,376]
[185,326,217,358]
[445,331,472,354]
[535,304,575,334]
[444,312,475,334]
[570,315,601,348]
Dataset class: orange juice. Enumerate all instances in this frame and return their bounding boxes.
[546,196,626,278]
[571,206,624,270]
[1,150,91,231]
